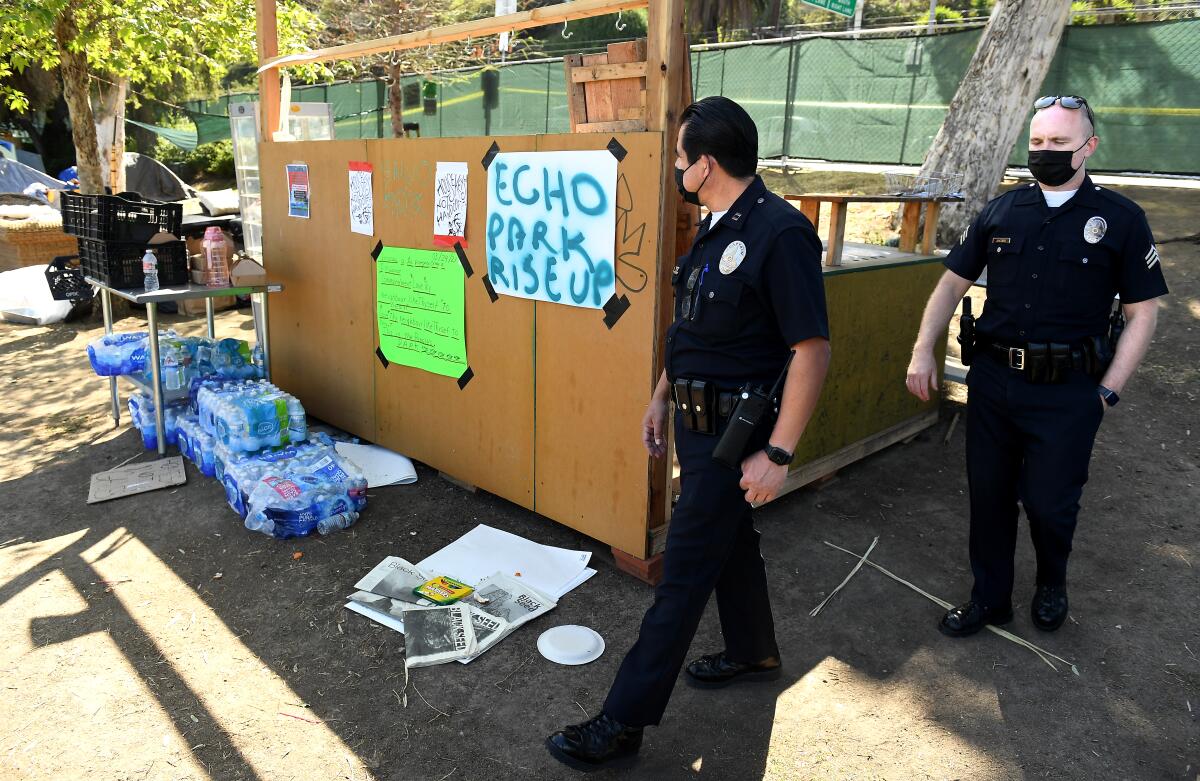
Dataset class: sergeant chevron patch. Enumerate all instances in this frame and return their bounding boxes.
[1145,244,1161,269]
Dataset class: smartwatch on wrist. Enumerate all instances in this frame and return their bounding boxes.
[1098,385,1119,407]
[765,445,794,466]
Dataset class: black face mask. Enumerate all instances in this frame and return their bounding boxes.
[1027,137,1092,187]
[674,159,708,206]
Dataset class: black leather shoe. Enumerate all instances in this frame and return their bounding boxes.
[545,712,642,773]
[684,651,782,689]
[1031,584,1069,631]
[938,601,1013,638]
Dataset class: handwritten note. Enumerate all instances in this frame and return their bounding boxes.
[376,246,468,379]
[433,162,468,248]
[287,163,310,219]
[485,150,618,309]
[349,161,374,236]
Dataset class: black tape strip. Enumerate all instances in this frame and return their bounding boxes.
[606,137,628,162]
[457,366,475,390]
[375,346,389,368]
[602,294,631,330]
[454,242,473,277]
[482,275,499,303]
[481,141,501,170]
[370,240,383,261]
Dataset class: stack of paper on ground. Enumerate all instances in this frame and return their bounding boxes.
[416,524,597,599]
[345,556,558,667]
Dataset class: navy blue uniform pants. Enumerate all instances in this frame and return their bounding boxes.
[604,411,780,728]
[965,353,1105,609]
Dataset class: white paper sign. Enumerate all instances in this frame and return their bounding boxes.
[348,161,374,236]
[485,150,618,309]
[433,161,468,248]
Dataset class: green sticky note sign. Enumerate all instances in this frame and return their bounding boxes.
[376,246,468,379]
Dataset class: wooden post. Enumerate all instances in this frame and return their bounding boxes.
[798,197,820,228]
[920,201,941,254]
[898,201,922,253]
[634,0,690,572]
[826,200,847,266]
[256,0,280,141]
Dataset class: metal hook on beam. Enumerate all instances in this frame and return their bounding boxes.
[615,10,627,31]
[561,20,573,39]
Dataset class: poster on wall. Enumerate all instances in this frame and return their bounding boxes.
[349,161,374,236]
[376,246,468,379]
[484,150,618,310]
[433,162,468,248]
[286,163,310,219]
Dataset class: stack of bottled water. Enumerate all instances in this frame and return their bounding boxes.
[175,414,217,477]
[218,432,367,521]
[87,332,264,384]
[243,473,361,539]
[127,392,189,450]
[197,380,306,453]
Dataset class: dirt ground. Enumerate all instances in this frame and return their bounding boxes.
[0,180,1196,781]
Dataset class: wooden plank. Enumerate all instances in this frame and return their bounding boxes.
[581,53,615,123]
[825,200,847,266]
[258,0,650,72]
[921,200,941,254]
[532,132,662,559]
[606,40,647,127]
[259,140,376,439]
[570,61,647,83]
[776,411,940,500]
[369,136,538,508]
[898,201,922,253]
[576,119,646,133]
[563,54,587,131]
[798,197,820,227]
[784,193,965,204]
[255,0,279,140]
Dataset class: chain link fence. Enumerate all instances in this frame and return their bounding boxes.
[183,19,1200,175]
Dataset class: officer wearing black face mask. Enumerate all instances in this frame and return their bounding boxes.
[906,95,1168,638]
[546,96,831,773]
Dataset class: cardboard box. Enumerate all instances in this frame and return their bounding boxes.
[179,295,236,316]
[229,256,267,287]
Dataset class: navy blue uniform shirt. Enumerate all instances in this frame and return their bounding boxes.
[944,176,1169,343]
[665,176,829,387]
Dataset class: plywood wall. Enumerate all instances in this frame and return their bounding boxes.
[260,133,664,557]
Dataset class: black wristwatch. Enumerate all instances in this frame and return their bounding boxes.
[765,445,794,466]
[1098,385,1120,407]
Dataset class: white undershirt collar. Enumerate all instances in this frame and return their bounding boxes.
[1041,188,1079,208]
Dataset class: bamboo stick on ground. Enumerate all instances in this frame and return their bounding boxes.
[810,536,880,617]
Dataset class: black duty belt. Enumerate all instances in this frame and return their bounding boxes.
[671,378,744,435]
[981,338,1103,383]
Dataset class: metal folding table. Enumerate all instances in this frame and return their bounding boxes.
[87,279,284,456]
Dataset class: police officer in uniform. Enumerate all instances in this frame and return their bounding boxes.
[906,96,1168,637]
[546,96,831,772]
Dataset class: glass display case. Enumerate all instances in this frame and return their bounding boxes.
[229,101,335,263]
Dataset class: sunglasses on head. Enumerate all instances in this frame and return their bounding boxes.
[1033,95,1095,128]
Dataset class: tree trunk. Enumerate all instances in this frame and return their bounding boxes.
[388,60,405,138]
[54,10,104,194]
[93,76,127,193]
[918,0,1070,244]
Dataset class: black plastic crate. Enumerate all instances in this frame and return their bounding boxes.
[44,255,94,302]
[78,239,189,289]
[61,192,182,243]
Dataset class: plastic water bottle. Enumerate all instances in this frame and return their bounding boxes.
[162,343,184,391]
[142,249,159,292]
[286,397,306,444]
[203,227,230,287]
[317,511,359,536]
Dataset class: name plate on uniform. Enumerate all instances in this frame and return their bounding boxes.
[485,150,618,310]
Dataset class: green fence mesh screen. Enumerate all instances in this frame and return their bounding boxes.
[181,19,1200,175]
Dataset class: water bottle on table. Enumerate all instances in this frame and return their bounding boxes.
[142,249,159,292]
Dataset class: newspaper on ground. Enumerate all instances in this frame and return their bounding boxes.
[354,556,432,605]
[457,572,558,663]
[401,603,478,668]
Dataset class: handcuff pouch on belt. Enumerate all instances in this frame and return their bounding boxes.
[672,378,716,435]
[983,339,1106,384]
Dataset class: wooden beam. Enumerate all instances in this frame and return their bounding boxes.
[575,119,646,133]
[920,201,941,254]
[255,0,280,140]
[570,61,648,82]
[825,200,847,266]
[898,201,922,253]
[797,197,820,227]
[580,53,615,123]
[258,0,649,72]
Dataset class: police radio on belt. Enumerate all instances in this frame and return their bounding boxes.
[713,350,795,470]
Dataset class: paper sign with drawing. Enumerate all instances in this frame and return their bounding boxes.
[433,162,468,247]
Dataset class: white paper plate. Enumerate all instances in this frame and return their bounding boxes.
[537,625,605,666]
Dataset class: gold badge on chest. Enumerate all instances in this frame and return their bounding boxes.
[719,241,747,275]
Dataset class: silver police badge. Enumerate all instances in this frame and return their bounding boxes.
[719,240,747,274]
[1083,216,1107,244]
